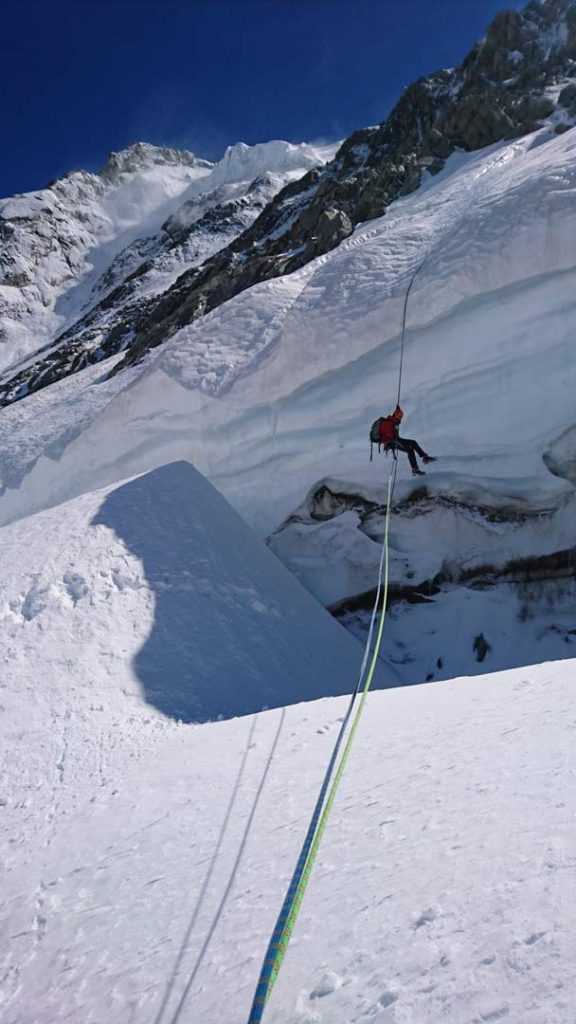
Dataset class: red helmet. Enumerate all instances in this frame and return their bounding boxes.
[392,405,404,422]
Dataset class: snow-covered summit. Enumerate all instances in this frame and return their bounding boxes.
[0,147,212,371]
[100,141,212,183]
[212,139,340,185]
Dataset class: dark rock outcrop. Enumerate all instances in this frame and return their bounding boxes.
[100,142,211,184]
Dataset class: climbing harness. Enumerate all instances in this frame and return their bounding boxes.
[246,261,424,1023]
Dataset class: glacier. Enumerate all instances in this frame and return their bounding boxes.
[0,125,574,684]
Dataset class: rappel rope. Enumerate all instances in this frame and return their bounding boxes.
[397,260,424,408]
[247,471,393,1022]
[246,263,423,1024]
[247,467,395,1023]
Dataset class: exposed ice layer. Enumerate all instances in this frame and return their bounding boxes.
[544,422,576,483]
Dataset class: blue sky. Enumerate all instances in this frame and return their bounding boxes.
[2,0,512,197]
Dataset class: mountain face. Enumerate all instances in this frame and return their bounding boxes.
[0,140,333,393]
[1,0,575,408]
[0,144,213,369]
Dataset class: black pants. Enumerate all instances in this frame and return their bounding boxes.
[386,437,428,471]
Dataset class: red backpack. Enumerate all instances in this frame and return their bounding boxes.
[379,417,396,444]
[369,415,396,460]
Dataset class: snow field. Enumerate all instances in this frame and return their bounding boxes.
[0,460,377,1021]
[3,639,576,1022]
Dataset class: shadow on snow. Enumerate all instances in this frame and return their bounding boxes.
[91,461,365,723]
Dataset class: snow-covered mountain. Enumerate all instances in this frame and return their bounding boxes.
[0,139,336,379]
[2,0,576,405]
[0,144,210,369]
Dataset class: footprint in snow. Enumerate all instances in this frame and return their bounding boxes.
[414,908,436,929]
[471,1008,509,1023]
[362,991,399,1020]
[310,971,342,999]
[62,572,90,605]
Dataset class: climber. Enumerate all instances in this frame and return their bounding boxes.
[376,405,436,475]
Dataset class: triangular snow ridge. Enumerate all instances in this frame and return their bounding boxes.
[92,461,373,721]
[2,460,375,724]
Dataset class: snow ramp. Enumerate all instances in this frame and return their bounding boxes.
[0,460,373,725]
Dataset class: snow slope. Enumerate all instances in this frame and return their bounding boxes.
[3,539,575,1024]
[0,459,382,1018]
[0,461,366,727]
